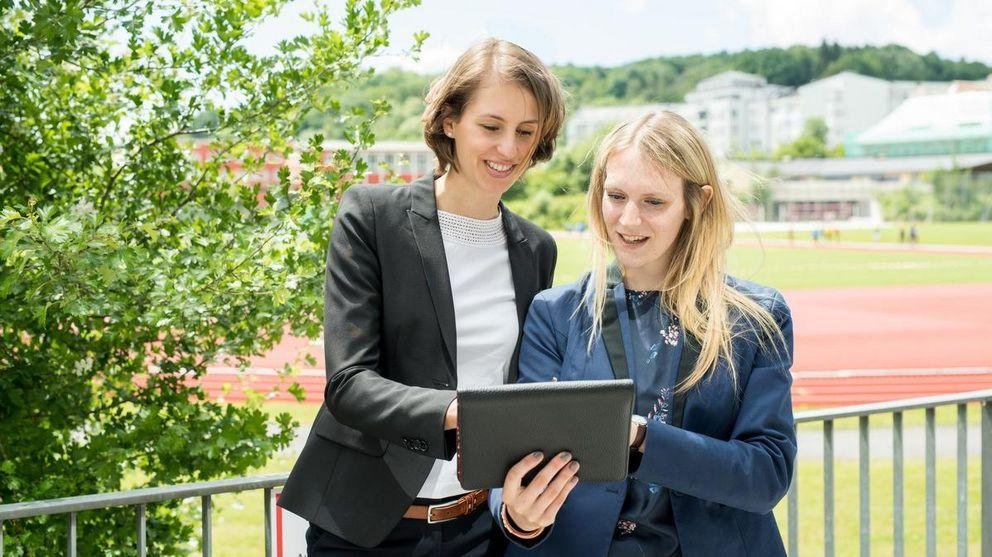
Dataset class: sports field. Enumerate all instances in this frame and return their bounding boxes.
[204,223,992,556]
[553,230,992,289]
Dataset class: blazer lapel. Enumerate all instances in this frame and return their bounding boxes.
[502,207,534,383]
[502,206,533,330]
[408,177,457,374]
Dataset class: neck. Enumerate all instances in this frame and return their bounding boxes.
[434,171,501,219]
[621,262,669,292]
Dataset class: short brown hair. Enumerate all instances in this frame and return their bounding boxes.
[422,38,566,173]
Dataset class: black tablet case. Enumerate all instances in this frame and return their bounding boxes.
[456,379,635,489]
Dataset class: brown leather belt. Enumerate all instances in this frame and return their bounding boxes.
[403,489,489,524]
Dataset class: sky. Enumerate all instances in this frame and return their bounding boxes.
[252,0,992,73]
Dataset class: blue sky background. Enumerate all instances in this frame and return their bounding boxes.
[252,0,992,72]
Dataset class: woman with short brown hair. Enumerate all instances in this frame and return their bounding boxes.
[280,38,576,555]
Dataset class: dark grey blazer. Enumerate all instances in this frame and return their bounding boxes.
[278,175,557,548]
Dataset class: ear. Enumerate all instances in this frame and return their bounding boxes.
[699,184,714,211]
[442,117,454,138]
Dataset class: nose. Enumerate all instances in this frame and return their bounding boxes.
[496,131,519,161]
[618,200,640,226]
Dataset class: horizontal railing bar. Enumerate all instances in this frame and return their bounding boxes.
[0,474,287,521]
[794,389,992,423]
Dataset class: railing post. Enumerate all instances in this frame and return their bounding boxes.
[893,411,904,557]
[264,488,273,557]
[859,415,870,557]
[788,462,798,557]
[824,419,834,557]
[982,399,991,557]
[67,512,77,557]
[957,403,967,557]
[926,407,936,557]
[137,503,147,557]
[202,495,212,557]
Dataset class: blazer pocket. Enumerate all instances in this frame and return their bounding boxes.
[313,407,387,457]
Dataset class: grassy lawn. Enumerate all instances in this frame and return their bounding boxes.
[737,221,992,246]
[776,457,983,556]
[553,236,992,289]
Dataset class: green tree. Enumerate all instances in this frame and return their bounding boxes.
[0,0,421,553]
[774,117,844,159]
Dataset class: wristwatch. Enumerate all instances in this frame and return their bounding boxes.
[630,415,647,452]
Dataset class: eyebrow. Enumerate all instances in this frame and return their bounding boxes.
[478,114,540,125]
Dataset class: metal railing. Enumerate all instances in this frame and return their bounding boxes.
[788,388,992,557]
[1,389,991,556]
[0,474,287,556]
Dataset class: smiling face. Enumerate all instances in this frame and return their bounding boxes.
[601,146,689,291]
[442,78,540,203]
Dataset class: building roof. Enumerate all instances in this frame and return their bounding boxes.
[857,91,992,144]
[744,152,992,178]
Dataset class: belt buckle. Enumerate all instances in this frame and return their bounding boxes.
[426,500,455,524]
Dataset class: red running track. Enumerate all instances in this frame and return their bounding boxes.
[199,283,992,407]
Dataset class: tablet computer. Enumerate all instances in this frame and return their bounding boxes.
[456,379,635,490]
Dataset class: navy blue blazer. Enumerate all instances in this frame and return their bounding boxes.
[491,275,796,556]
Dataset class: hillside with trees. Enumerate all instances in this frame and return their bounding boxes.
[303,42,992,141]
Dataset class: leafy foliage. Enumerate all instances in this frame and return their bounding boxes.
[879,170,992,222]
[0,0,421,553]
[773,118,844,160]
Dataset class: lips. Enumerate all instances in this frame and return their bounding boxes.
[484,160,516,179]
[485,160,513,172]
[617,233,649,246]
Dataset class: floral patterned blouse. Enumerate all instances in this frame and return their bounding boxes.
[610,289,682,557]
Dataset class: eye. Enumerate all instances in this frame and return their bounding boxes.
[644,198,664,207]
[606,192,625,201]
[481,124,499,132]
[517,129,535,137]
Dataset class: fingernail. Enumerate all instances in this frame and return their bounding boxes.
[570,477,579,484]
[559,452,572,461]
[531,451,543,459]
[569,461,580,471]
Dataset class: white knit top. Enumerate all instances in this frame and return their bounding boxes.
[417,209,519,500]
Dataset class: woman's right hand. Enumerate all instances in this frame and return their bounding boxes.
[501,451,580,532]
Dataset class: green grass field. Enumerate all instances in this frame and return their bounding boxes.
[553,235,992,289]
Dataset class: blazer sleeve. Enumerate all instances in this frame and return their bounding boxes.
[490,294,563,548]
[321,186,455,460]
[631,292,797,514]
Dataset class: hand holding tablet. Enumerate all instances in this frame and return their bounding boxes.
[456,379,635,490]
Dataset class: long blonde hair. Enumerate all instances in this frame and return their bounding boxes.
[584,111,782,393]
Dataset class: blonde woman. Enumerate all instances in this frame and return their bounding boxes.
[492,111,796,556]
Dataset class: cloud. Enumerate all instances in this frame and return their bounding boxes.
[736,0,992,63]
[365,42,463,74]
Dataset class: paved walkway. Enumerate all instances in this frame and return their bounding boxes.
[796,424,983,460]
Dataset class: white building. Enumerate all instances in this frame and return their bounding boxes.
[564,103,686,144]
[684,71,792,155]
[565,71,793,156]
[566,70,966,158]
[790,71,899,148]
